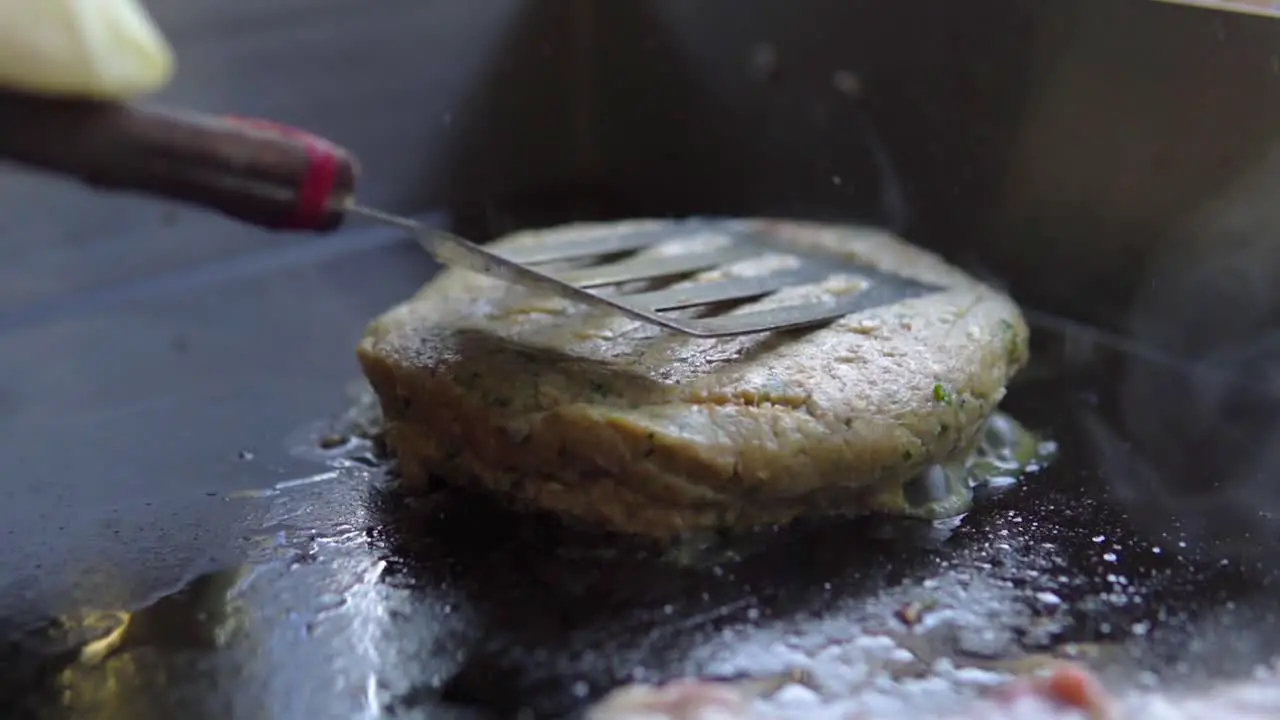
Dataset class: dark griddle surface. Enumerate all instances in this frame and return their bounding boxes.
[0,224,1275,719]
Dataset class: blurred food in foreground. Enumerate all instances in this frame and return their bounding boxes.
[588,660,1280,719]
[0,0,173,100]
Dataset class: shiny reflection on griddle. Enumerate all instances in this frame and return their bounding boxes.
[371,482,948,718]
[0,568,254,720]
[0,467,416,720]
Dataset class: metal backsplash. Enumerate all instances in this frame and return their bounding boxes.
[549,0,1280,328]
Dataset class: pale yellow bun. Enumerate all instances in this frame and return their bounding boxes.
[0,0,174,100]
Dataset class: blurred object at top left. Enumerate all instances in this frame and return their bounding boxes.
[0,0,173,100]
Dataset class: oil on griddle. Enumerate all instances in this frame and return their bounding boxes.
[0,326,1276,719]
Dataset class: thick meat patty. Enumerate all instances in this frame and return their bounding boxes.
[357,219,1029,540]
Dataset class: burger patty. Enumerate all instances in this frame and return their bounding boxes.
[357,218,1030,540]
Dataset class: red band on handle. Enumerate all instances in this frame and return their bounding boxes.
[290,133,339,231]
[224,116,344,231]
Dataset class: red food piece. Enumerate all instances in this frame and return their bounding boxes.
[991,662,1113,720]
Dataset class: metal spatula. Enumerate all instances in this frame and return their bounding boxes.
[0,89,940,337]
[349,207,942,337]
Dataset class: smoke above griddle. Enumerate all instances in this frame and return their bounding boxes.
[1101,143,1280,570]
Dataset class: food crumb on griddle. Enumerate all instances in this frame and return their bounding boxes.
[991,662,1113,720]
[895,599,937,627]
[318,433,349,450]
[586,678,756,720]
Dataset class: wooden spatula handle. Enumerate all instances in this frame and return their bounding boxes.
[0,89,359,232]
